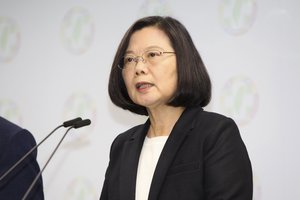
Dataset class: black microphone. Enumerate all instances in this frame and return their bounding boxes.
[0,117,82,182]
[63,117,83,127]
[73,119,91,128]
[21,119,91,200]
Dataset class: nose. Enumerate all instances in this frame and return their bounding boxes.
[134,56,147,75]
[133,56,146,64]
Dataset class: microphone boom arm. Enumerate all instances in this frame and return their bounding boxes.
[0,125,63,182]
[21,126,74,200]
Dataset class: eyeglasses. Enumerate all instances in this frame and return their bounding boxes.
[118,49,175,70]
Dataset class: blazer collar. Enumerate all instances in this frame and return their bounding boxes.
[148,106,202,200]
[119,120,150,200]
[119,106,202,200]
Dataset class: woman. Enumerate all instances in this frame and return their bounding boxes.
[100,16,252,200]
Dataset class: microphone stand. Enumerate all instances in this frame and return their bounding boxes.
[0,117,82,182]
[21,119,91,200]
[0,125,63,182]
[21,126,73,200]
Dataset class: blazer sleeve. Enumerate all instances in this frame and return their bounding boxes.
[0,129,44,200]
[203,117,253,200]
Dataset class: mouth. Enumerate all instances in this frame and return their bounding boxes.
[135,82,154,90]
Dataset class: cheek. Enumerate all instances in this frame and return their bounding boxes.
[168,68,178,93]
[157,68,178,93]
[164,66,177,84]
[122,71,133,92]
[122,71,128,84]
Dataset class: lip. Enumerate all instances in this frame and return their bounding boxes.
[135,81,154,92]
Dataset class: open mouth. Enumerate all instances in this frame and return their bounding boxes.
[135,82,154,90]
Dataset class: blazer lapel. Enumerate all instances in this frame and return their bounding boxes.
[148,107,201,200]
[119,120,150,200]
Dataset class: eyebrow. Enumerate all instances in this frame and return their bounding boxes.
[125,45,165,55]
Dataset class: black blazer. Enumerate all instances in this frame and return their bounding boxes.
[100,106,252,200]
[0,116,44,200]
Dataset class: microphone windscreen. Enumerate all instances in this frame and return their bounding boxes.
[73,119,91,129]
[63,117,82,127]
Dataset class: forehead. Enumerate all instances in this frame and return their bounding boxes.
[126,26,172,53]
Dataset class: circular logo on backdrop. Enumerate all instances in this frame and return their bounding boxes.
[62,92,97,148]
[219,76,259,126]
[0,16,21,63]
[218,0,257,35]
[0,99,22,125]
[139,0,173,17]
[60,7,94,55]
[64,177,97,200]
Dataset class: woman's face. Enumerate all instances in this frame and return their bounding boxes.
[122,26,177,110]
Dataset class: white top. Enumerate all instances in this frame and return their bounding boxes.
[135,136,168,200]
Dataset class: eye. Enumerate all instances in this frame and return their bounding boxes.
[146,50,162,58]
[124,56,134,64]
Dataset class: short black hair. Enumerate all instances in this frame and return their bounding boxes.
[108,16,211,115]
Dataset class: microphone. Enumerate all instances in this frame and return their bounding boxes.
[0,117,82,182]
[63,117,83,127]
[21,119,91,200]
[73,119,91,128]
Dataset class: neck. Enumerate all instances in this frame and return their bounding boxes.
[147,106,185,138]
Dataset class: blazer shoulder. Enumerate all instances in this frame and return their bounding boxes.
[0,117,36,145]
[0,117,37,171]
[196,110,237,127]
[0,117,24,157]
[190,110,240,144]
[0,117,23,137]
[111,123,145,146]
[184,106,233,125]
[200,110,231,120]
[106,123,147,164]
